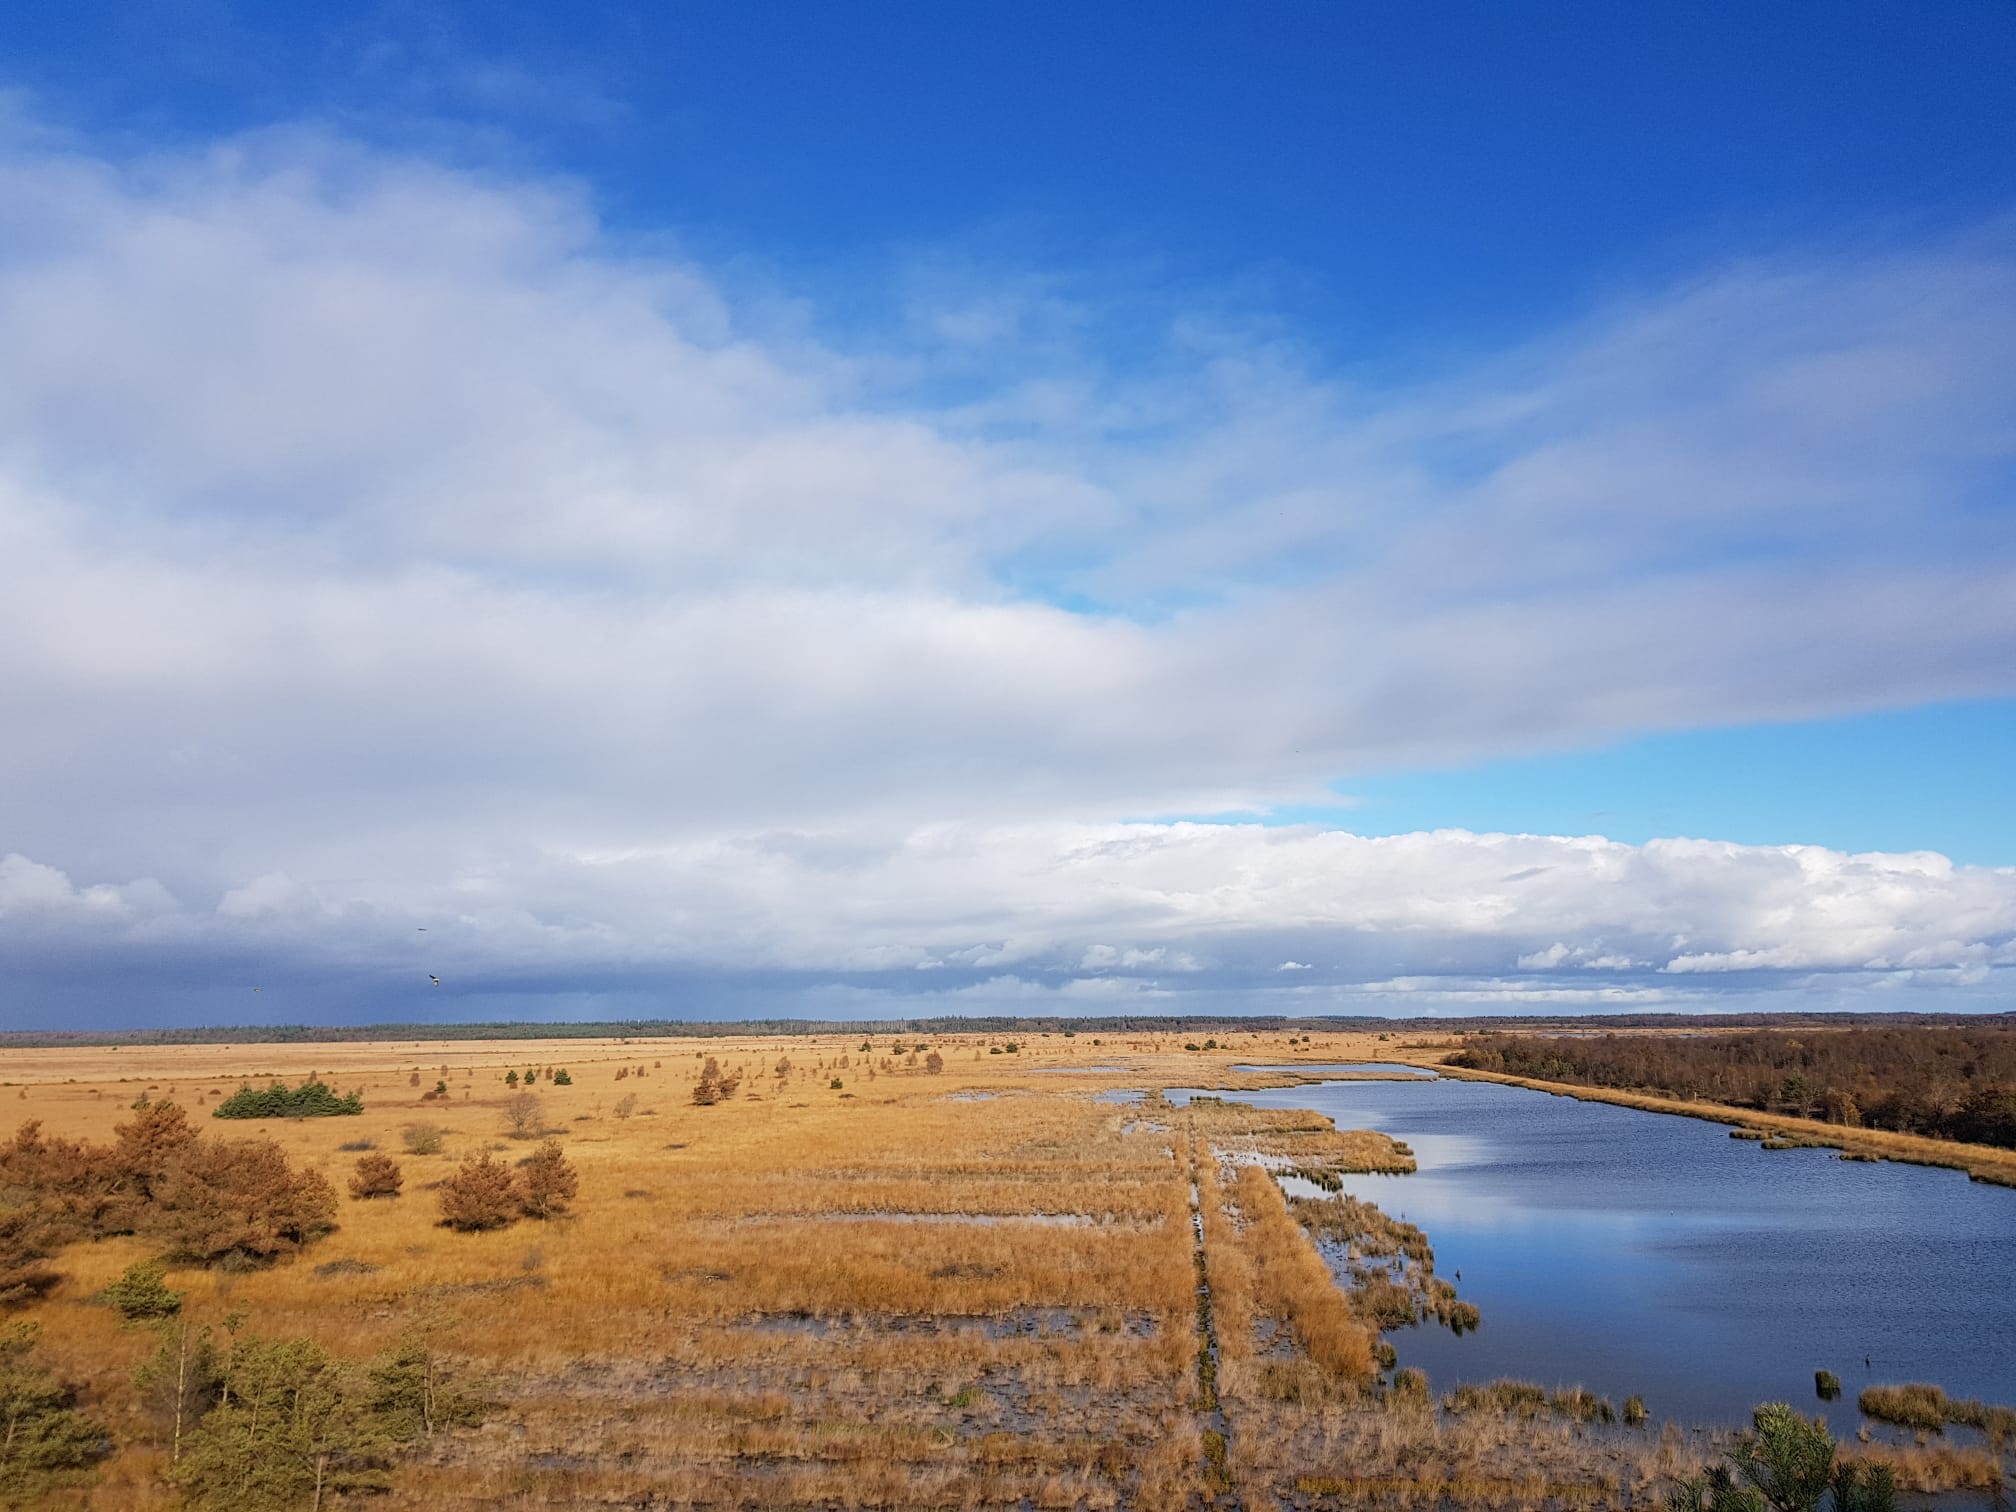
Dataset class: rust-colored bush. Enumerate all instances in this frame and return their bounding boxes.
[517,1141,578,1219]
[436,1153,520,1231]
[348,1153,404,1200]
[150,1138,338,1266]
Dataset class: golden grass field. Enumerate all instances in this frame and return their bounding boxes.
[2,1027,2005,1509]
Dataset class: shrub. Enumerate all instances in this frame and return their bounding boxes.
[0,1322,107,1502]
[348,1154,404,1200]
[830,1078,843,1090]
[437,1154,520,1231]
[98,1259,183,1322]
[516,1141,578,1219]
[613,1093,637,1121]
[365,1328,489,1443]
[503,1070,519,1088]
[149,1139,339,1266]
[501,1092,545,1140]
[400,1123,445,1156]
[924,1051,944,1074]
[0,1212,64,1311]
[212,1079,363,1120]
[551,1069,572,1086]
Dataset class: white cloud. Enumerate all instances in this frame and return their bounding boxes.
[4,828,2012,1018]
[0,122,2012,1020]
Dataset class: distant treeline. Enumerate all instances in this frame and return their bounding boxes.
[4,1011,2009,1049]
[1449,1027,2016,1149]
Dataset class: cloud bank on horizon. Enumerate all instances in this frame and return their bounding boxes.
[1,110,2013,1027]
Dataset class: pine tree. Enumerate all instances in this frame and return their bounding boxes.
[174,1333,393,1512]
[98,1258,184,1322]
[516,1141,578,1220]
[0,1323,106,1506]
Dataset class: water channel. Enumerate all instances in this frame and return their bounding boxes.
[1168,1068,2016,1437]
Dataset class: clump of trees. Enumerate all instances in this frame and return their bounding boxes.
[125,1319,489,1510]
[436,1141,578,1231]
[212,1078,364,1120]
[0,1105,336,1294]
[0,1322,107,1503]
[1452,1027,2016,1149]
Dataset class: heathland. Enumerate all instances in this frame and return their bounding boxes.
[2,1026,2010,1509]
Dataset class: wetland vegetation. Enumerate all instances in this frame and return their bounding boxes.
[0,1026,2009,1508]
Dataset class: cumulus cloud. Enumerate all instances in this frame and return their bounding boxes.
[1,120,2013,1023]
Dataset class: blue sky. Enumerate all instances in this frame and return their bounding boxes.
[0,3,2012,1027]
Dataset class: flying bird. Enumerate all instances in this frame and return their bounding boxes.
[429,975,440,987]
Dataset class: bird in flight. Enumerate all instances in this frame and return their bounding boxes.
[429,975,440,987]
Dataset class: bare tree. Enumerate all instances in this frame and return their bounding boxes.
[500,1092,544,1140]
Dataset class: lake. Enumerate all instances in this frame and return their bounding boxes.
[1171,1069,2016,1435]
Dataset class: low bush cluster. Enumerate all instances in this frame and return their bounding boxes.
[691,1057,744,1106]
[212,1078,364,1120]
[436,1141,579,1231]
[0,1105,336,1290]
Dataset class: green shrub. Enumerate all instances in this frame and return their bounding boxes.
[400,1123,445,1156]
[98,1260,183,1323]
[211,1079,362,1120]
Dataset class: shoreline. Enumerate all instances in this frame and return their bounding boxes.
[1401,1060,2016,1189]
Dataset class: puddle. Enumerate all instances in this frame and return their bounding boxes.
[1028,1065,1129,1074]
[735,1307,1159,1340]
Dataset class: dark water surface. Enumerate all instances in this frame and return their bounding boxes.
[1172,1070,2016,1434]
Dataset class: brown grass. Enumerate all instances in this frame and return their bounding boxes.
[2,1026,2004,1509]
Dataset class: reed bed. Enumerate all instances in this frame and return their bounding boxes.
[4,1028,2004,1509]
